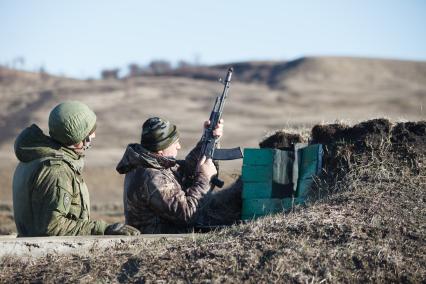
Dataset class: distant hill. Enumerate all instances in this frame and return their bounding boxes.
[134,56,426,91]
[1,56,425,153]
[0,66,66,85]
[264,56,426,90]
[3,56,426,90]
[131,60,285,83]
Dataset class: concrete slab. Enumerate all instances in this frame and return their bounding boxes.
[0,234,194,259]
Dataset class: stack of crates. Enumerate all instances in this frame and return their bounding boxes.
[241,144,323,220]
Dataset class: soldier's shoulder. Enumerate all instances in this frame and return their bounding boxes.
[144,167,177,191]
[26,158,76,197]
[36,158,75,183]
[144,167,172,180]
[144,167,162,177]
[42,157,74,172]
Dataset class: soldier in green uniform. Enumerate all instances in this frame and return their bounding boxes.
[13,101,140,237]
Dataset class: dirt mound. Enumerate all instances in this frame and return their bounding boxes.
[391,121,426,171]
[312,118,392,147]
[259,130,304,150]
[311,119,425,188]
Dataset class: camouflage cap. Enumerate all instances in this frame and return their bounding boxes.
[48,101,97,146]
[141,117,179,151]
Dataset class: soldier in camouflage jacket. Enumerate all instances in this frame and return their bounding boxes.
[116,117,222,234]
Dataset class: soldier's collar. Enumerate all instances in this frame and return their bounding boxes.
[51,150,85,174]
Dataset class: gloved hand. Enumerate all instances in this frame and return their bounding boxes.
[104,223,140,236]
[197,156,217,181]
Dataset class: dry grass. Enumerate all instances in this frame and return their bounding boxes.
[1,119,424,283]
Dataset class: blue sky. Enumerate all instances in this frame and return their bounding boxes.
[1,0,425,78]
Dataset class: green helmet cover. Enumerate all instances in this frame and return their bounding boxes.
[49,101,97,146]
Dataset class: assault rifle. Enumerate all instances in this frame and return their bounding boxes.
[200,67,243,188]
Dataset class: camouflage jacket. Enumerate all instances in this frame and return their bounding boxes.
[116,142,211,234]
[12,124,108,236]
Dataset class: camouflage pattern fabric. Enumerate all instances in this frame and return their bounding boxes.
[141,117,179,151]
[13,124,108,236]
[116,142,211,234]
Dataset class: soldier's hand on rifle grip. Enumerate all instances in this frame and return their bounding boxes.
[197,156,217,181]
[204,119,224,139]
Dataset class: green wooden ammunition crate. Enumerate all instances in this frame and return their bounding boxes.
[295,144,323,198]
[298,144,323,176]
[243,148,275,165]
[242,148,293,186]
[242,182,294,199]
[242,182,273,199]
[299,144,323,163]
[240,145,322,221]
[242,165,273,182]
[292,197,306,206]
[296,179,315,199]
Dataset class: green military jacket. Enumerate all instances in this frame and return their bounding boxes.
[12,124,108,236]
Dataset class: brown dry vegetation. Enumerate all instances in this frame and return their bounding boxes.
[1,119,425,283]
[0,58,425,282]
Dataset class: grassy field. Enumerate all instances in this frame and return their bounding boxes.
[0,119,425,282]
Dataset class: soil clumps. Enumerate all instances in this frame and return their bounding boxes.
[259,130,304,150]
